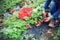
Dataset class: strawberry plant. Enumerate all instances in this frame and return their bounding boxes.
[0,0,25,14]
[2,0,45,40]
[3,6,43,39]
[3,12,29,40]
[53,30,60,40]
[18,7,43,27]
[3,15,28,40]
[26,0,45,8]
[2,27,26,40]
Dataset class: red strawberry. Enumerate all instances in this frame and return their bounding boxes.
[44,17,47,21]
[36,22,42,27]
[26,26,31,30]
[18,8,33,20]
[10,10,14,14]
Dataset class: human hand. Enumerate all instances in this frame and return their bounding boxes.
[42,11,47,17]
[44,17,51,22]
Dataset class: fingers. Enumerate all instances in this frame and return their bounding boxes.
[44,20,49,22]
[44,17,51,22]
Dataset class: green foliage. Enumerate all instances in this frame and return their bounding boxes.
[24,9,43,25]
[3,13,27,40]
[32,38,36,40]
[53,30,60,40]
[26,0,45,8]
[2,28,24,40]
[2,0,45,40]
[3,7,43,40]
[0,0,25,14]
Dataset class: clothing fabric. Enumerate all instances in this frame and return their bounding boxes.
[43,0,60,20]
[43,0,60,11]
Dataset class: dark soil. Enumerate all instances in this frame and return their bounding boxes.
[23,22,51,40]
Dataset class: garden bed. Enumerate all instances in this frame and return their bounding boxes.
[22,22,50,40]
[1,0,60,40]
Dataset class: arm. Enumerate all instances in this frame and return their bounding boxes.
[43,0,51,11]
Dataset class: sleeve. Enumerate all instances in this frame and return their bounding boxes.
[43,0,51,11]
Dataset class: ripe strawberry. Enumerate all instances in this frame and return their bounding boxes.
[18,8,32,20]
[10,10,14,14]
[36,22,42,27]
[44,17,47,21]
[26,26,31,30]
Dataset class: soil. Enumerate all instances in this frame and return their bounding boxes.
[23,22,52,40]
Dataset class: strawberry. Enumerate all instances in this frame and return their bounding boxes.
[26,26,31,30]
[44,17,47,22]
[36,22,42,27]
[10,10,14,14]
[18,8,33,20]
